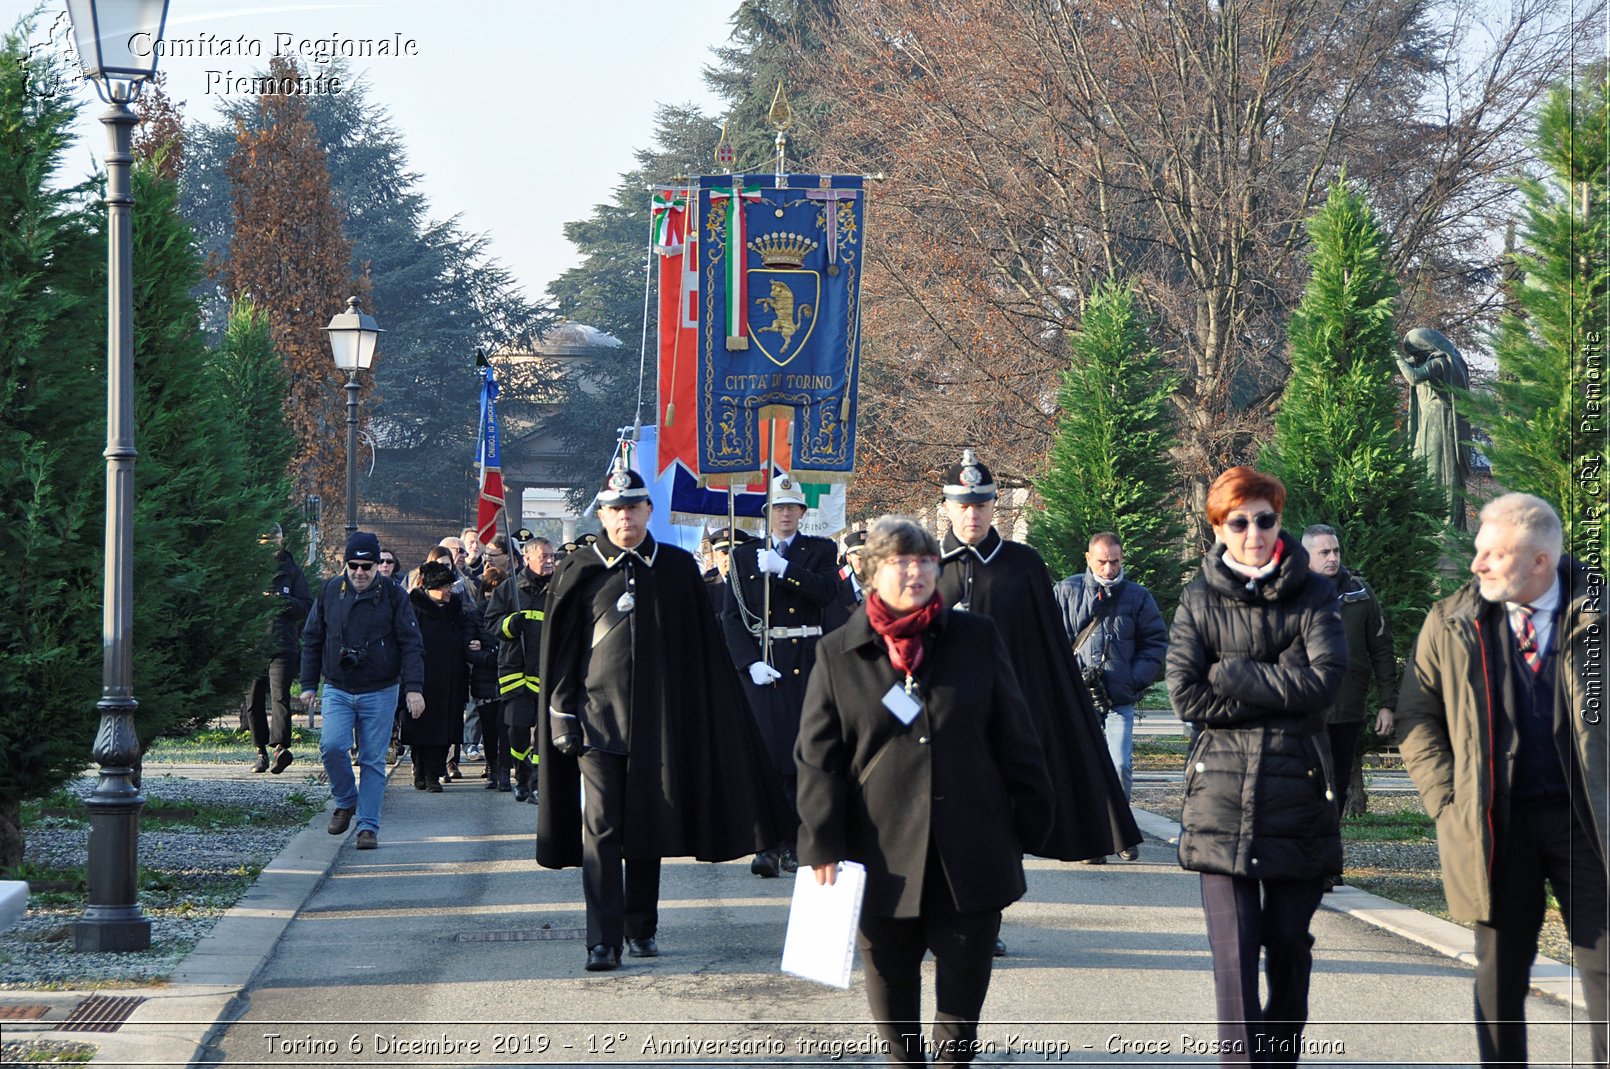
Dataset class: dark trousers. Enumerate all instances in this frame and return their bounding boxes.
[478,701,509,777]
[245,656,295,751]
[578,750,661,949]
[1200,873,1325,1067]
[1475,800,1609,1068]
[1325,721,1365,818]
[413,744,449,785]
[858,856,1000,1066]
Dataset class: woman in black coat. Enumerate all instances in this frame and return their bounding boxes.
[1166,467,1347,1067]
[796,515,1054,1066]
[402,562,493,791]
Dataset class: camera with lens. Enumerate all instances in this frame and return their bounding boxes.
[1082,664,1114,717]
[339,644,368,670]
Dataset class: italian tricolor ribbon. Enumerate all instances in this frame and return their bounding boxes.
[709,179,763,351]
[651,189,687,254]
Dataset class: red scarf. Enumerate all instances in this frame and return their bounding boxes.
[865,592,941,677]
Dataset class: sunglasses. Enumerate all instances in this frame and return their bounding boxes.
[379,559,396,566]
[346,561,376,572]
[1223,512,1279,533]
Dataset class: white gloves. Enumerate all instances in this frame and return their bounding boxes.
[749,661,783,685]
[758,548,789,576]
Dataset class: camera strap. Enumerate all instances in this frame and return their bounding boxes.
[1073,588,1118,656]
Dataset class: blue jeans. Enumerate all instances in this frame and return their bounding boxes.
[1104,704,1135,801]
[319,684,399,834]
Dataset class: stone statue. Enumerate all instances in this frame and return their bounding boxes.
[1398,327,1471,532]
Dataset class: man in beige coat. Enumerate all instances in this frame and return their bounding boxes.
[1399,493,1607,1067]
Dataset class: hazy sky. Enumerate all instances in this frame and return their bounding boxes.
[25,0,740,304]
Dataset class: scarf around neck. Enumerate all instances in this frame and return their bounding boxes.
[1220,538,1285,590]
[865,592,941,677]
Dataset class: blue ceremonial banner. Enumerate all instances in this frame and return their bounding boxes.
[474,365,505,544]
[696,173,864,482]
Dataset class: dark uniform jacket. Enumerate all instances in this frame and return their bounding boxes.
[796,606,1055,918]
[1324,567,1398,724]
[1052,572,1169,706]
[268,549,313,660]
[1397,556,1607,922]
[300,574,425,696]
[484,568,550,730]
[401,589,492,747]
[1167,533,1347,881]
[720,532,841,774]
[536,533,787,868]
[937,528,1141,860]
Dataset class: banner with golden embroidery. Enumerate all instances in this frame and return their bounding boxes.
[696,174,864,482]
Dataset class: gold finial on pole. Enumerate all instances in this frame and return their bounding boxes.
[715,119,735,172]
[769,81,792,181]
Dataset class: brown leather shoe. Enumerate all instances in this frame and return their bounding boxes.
[327,807,354,835]
[355,830,378,849]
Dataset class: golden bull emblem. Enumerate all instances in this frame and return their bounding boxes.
[747,232,820,367]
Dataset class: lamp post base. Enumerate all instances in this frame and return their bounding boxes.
[73,910,151,953]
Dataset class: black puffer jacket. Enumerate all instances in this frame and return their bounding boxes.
[1167,532,1347,880]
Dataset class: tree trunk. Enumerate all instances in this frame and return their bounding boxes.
[1346,759,1368,818]
[0,799,24,871]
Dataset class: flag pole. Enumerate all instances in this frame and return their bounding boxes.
[761,417,776,670]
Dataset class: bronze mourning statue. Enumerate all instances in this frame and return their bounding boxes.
[1397,327,1471,532]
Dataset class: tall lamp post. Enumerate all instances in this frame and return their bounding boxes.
[324,297,382,538]
[64,0,170,953]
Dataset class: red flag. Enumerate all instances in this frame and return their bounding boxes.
[655,189,699,478]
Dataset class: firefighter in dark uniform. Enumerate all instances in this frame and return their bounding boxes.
[537,462,785,972]
[720,475,841,877]
[484,536,555,801]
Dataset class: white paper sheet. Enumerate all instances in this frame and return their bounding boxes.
[780,860,866,989]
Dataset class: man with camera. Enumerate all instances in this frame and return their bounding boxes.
[1053,532,1170,862]
[299,531,426,850]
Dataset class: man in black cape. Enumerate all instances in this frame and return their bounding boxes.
[537,462,786,971]
[937,449,1142,871]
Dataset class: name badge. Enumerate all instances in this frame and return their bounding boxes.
[881,683,922,725]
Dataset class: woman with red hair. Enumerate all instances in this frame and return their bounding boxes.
[1167,467,1347,1066]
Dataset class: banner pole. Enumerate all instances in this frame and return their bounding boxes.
[762,417,776,669]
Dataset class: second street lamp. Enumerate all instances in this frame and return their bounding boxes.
[323,296,382,539]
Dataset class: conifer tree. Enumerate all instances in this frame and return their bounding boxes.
[212,296,297,527]
[223,55,358,557]
[125,160,286,744]
[0,18,105,867]
[1260,178,1442,648]
[1467,71,1609,563]
[1028,279,1185,611]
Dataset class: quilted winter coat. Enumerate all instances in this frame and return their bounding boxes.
[1167,533,1347,881]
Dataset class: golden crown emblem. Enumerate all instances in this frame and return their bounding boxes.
[747,231,818,269]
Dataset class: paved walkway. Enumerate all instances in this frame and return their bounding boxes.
[8,757,1601,1068]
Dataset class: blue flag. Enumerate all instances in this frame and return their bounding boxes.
[696,174,864,481]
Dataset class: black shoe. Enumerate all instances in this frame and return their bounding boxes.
[327,807,354,835]
[779,846,799,873]
[446,760,461,780]
[1082,856,1108,865]
[585,944,621,971]
[271,748,294,775]
[484,775,500,790]
[251,752,270,774]
[993,937,1007,958]
[426,781,443,793]
[1323,875,1341,892]
[750,850,781,878]
[626,936,659,958]
[496,772,512,793]
[513,786,530,802]
[414,774,427,790]
[1119,846,1140,861]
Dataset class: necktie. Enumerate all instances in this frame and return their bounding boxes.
[1516,606,1543,673]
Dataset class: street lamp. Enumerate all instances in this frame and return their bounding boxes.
[64,0,171,954]
[323,296,382,537]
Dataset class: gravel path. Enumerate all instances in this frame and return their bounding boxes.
[2,771,327,990]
